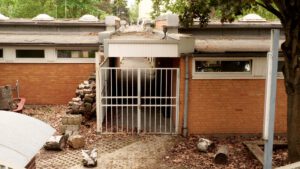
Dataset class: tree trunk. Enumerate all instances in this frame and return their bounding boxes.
[287,87,300,162]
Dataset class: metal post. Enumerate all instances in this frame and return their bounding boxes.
[175,68,180,134]
[263,29,280,169]
[95,54,101,133]
[137,69,141,133]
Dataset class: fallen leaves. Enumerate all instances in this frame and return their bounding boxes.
[163,135,289,169]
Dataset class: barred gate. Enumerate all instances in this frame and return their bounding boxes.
[96,67,180,134]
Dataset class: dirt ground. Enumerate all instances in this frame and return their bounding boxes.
[22,105,289,169]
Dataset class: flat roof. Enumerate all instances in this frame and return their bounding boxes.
[180,21,282,30]
[0,19,105,27]
[0,33,99,46]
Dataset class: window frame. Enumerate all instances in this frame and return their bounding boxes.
[277,57,284,79]
[192,57,254,79]
[0,49,3,58]
[0,47,98,63]
[15,49,45,59]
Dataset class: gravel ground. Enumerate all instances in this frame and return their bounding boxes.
[22,105,289,169]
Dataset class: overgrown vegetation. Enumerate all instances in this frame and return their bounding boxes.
[0,0,114,19]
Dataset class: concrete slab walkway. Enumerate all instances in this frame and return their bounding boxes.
[71,135,174,169]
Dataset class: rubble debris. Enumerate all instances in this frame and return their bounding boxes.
[44,135,68,151]
[68,135,85,149]
[82,148,98,167]
[197,138,213,152]
[66,73,96,120]
[214,145,229,164]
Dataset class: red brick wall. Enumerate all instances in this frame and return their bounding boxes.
[179,57,287,134]
[0,63,95,104]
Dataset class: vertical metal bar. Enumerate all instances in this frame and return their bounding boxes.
[165,69,168,133]
[105,69,108,133]
[127,69,129,133]
[175,68,180,134]
[110,69,113,132]
[137,69,141,134]
[132,68,134,133]
[144,69,147,131]
[263,29,280,169]
[149,69,152,132]
[115,68,118,132]
[121,69,123,132]
[160,69,162,133]
[170,70,173,133]
[155,69,157,133]
[95,55,101,133]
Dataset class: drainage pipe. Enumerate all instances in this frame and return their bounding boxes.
[183,55,189,137]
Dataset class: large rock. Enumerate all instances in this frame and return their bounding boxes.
[61,114,82,125]
[60,124,80,134]
[197,138,214,152]
[44,135,68,151]
[68,135,85,149]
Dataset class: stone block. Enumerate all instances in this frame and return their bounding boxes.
[68,135,85,149]
[44,135,68,151]
[61,114,82,125]
[60,124,80,134]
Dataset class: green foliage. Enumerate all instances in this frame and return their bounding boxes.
[112,0,129,21]
[0,0,112,19]
[129,1,139,23]
[151,0,256,27]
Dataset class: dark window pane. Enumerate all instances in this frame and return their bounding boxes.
[57,50,96,58]
[195,60,252,72]
[16,50,44,58]
[278,61,284,72]
[0,49,3,58]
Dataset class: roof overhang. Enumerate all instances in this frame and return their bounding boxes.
[103,31,195,58]
[104,39,179,57]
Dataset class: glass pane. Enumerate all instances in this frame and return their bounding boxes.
[0,49,3,58]
[16,50,44,58]
[195,60,251,72]
[278,60,284,72]
[57,50,96,58]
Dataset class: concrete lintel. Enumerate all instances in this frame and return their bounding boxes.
[105,39,178,45]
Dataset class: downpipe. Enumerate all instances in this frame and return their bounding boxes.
[183,55,189,137]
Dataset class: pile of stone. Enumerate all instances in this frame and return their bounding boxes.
[66,73,96,120]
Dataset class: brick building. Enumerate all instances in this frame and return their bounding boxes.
[0,13,286,135]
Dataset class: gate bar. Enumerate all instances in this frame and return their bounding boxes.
[137,69,141,133]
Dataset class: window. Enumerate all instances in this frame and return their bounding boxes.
[277,60,284,72]
[0,49,3,58]
[57,50,96,58]
[193,58,253,79]
[16,50,45,58]
[195,60,251,72]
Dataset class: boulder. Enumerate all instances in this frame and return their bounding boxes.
[197,138,214,152]
[68,135,85,149]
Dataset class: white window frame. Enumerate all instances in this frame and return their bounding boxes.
[277,57,284,79]
[192,57,254,79]
[0,46,97,63]
[56,47,97,63]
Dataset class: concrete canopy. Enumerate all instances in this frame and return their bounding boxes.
[0,111,55,168]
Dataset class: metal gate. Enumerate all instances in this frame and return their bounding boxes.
[96,67,180,134]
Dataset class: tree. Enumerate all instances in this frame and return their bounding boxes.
[129,1,139,24]
[152,0,300,162]
[0,0,111,19]
[112,0,129,21]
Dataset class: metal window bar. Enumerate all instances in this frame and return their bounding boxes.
[98,67,180,134]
